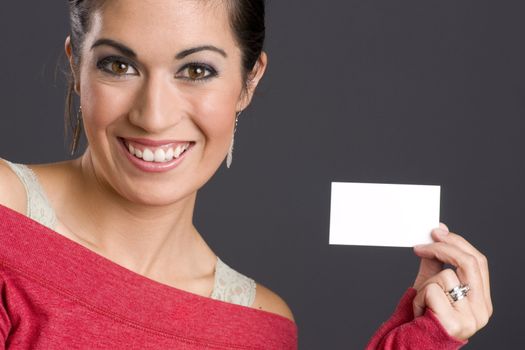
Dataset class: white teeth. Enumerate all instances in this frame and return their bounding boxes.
[165,148,174,161]
[154,149,166,163]
[126,142,191,163]
[174,145,183,158]
[142,148,154,162]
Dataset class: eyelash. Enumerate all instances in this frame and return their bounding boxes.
[95,56,219,82]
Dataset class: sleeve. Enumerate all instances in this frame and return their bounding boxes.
[0,276,10,349]
[365,288,467,350]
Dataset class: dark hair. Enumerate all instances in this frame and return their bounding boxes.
[65,0,266,154]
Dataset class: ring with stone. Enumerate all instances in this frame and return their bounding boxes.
[445,284,470,303]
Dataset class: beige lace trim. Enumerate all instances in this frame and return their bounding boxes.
[210,257,257,307]
[3,160,57,231]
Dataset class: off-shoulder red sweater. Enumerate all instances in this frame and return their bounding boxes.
[0,204,466,349]
[0,205,297,349]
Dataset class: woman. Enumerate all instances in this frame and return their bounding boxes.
[0,0,491,348]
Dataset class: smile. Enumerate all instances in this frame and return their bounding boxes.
[123,139,192,163]
[118,137,195,173]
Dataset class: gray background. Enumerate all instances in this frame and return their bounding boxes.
[1,1,523,348]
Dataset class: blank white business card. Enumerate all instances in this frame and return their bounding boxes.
[329,182,441,247]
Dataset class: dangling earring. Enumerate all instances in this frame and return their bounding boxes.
[70,106,83,156]
[226,110,242,168]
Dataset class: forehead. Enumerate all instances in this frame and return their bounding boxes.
[87,0,238,54]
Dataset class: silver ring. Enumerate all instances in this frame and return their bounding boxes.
[445,284,470,303]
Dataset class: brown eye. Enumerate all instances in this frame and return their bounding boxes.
[111,61,130,75]
[97,56,138,77]
[178,63,217,81]
[188,66,206,80]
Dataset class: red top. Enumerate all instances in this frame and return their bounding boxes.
[0,204,467,349]
[0,205,297,349]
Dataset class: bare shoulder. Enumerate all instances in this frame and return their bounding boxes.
[0,159,26,215]
[252,282,295,322]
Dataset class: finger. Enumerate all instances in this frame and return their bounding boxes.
[412,257,443,291]
[421,283,475,340]
[429,225,448,243]
[413,242,484,310]
[415,242,491,333]
[430,231,492,315]
[413,282,454,319]
[414,280,481,340]
[439,222,449,232]
[427,268,461,291]
[421,269,472,315]
[432,231,484,261]
[441,232,491,315]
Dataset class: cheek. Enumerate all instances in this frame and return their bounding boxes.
[182,87,240,144]
[80,79,137,136]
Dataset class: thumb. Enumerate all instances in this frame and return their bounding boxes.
[413,257,443,290]
[413,285,429,318]
[413,283,453,321]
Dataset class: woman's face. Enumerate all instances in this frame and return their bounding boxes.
[66,0,266,206]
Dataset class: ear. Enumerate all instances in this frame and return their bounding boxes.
[64,35,81,95]
[236,51,268,112]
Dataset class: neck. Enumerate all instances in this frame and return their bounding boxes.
[56,151,215,284]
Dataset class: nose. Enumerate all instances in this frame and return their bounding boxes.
[128,73,182,133]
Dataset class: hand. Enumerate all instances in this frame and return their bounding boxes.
[411,223,493,340]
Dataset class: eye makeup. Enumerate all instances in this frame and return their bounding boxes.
[176,62,219,82]
[95,55,219,82]
[96,55,138,77]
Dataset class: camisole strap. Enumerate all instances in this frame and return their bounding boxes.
[2,159,57,231]
[210,257,257,307]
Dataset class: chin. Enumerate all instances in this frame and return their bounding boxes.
[126,188,196,208]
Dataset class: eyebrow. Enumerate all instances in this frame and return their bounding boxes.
[90,38,227,60]
[176,46,227,59]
